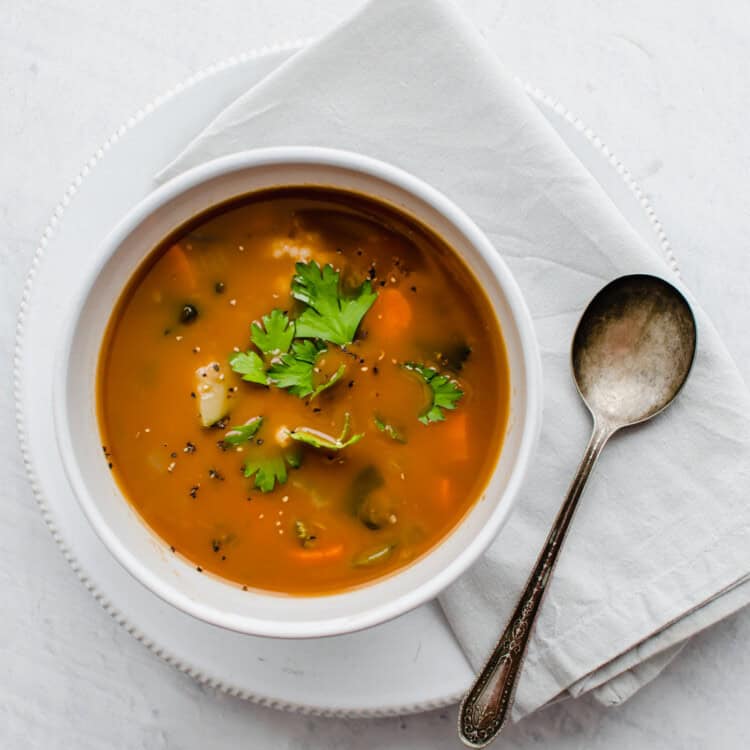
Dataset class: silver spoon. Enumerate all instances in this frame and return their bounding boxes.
[458,274,697,748]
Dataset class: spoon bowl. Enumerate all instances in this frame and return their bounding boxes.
[573,275,697,428]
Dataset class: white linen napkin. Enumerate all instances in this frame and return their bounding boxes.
[156,0,750,722]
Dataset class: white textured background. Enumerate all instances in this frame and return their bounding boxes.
[2,1,750,748]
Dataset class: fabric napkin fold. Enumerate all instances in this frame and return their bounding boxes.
[157,0,750,722]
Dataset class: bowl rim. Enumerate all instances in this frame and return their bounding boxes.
[53,146,543,638]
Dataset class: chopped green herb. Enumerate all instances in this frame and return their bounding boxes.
[374,416,406,443]
[291,261,377,345]
[229,350,267,385]
[267,340,346,399]
[353,542,396,567]
[223,416,263,446]
[285,448,303,469]
[293,520,317,548]
[243,454,287,493]
[404,362,464,424]
[243,447,301,492]
[251,309,295,357]
[289,412,363,451]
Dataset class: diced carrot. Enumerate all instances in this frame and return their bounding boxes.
[162,243,198,292]
[442,411,469,462]
[369,288,412,339]
[289,543,345,563]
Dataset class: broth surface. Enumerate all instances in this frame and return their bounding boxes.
[98,188,510,594]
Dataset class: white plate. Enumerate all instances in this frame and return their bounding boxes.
[14,42,677,718]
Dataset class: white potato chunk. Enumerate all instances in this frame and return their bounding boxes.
[269,234,318,262]
[195,361,229,427]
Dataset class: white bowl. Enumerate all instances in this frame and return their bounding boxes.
[54,147,542,638]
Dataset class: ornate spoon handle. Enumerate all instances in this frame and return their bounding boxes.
[458,420,613,748]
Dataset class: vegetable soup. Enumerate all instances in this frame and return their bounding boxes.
[98,187,510,594]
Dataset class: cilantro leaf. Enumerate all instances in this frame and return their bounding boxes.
[289,412,364,451]
[404,362,464,424]
[229,350,267,385]
[267,340,346,399]
[243,448,301,493]
[223,416,263,446]
[243,453,288,492]
[374,416,406,443]
[291,261,377,345]
[251,309,294,356]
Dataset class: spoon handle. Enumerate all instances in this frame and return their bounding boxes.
[458,420,613,748]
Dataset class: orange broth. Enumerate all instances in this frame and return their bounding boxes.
[98,187,510,594]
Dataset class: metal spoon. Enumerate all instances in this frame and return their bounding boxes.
[458,274,697,748]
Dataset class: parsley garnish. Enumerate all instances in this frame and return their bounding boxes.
[243,454,288,493]
[251,309,295,356]
[229,309,295,384]
[223,416,263,446]
[243,449,301,493]
[374,416,406,443]
[404,362,464,424]
[230,308,345,398]
[291,261,377,345]
[228,350,267,385]
[267,340,346,399]
[289,412,363,451]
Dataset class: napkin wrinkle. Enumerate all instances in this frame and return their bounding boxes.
[154,0,750,722]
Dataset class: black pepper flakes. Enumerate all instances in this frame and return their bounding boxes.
[180,303,199,324]
[373,366,379,375]
[214,281,225,294]
[211,539,221,553]
[410,285,417,293]
[256,438,264,446]
[312,407,322,413]
[107,462,113,469]
[189,485,200,499]
[184,442,196,454]
[348,380,354,388]
[208,468,224,481]
[190,392,196,399]
[170,451,177,459]
[170,545,176,553]
[196,566,203,573]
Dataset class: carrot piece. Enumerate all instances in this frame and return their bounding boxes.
[289,543,345,563]
[442,411,469,461]
[162,243,198,292]
[369,288,412,338]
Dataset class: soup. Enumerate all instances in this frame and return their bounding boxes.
[98,187,510,594]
